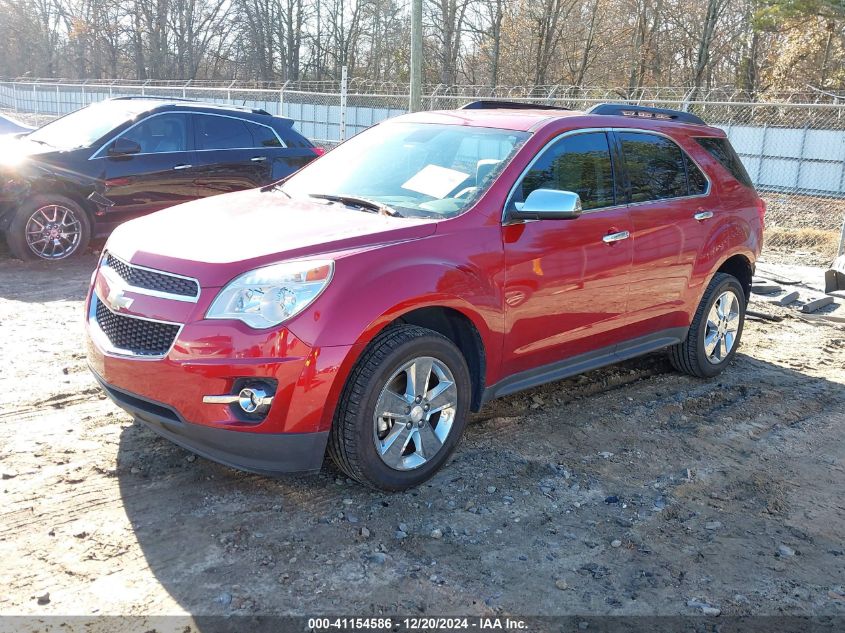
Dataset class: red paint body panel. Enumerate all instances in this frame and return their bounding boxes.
[86,299,352,434]
[500,207,633,375]
[85,108,763,470]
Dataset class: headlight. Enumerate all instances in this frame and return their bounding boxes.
[207,260,334,328]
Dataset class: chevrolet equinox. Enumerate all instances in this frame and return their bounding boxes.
[85,101,764,490]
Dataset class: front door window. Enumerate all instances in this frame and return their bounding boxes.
[120,114,189,154]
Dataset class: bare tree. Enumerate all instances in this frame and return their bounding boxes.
[687,0,729,100]
[428,0,469,86]
[0,0,842,95]
[466,0,504,87]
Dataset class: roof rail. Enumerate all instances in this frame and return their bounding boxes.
[110,95,273,116]
[461,100,570,111]
[110,95,194,102]
[587,103,706,125]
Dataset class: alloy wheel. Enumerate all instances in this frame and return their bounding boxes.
[373,356,458,471]
[25,204,82,260]
[704,290,741,364]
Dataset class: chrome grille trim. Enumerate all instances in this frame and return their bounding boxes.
[102,252,201,303]
[88,293,184,359]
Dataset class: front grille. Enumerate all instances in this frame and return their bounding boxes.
[106,253,199,298]
[95,298,180,357]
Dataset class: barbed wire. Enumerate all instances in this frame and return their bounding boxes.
[1,77,844,263]
[5,77,845,104]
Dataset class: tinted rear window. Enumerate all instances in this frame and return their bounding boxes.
[250,123,283,147]
[196,115,252,149]
[619,132,688,202]
[196,115,283,150]
[279,128,313,148]
[695,137,754,188]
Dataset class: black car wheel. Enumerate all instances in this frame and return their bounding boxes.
[669,272,746,378]
[7,195,91,261]
[328,325,471,491]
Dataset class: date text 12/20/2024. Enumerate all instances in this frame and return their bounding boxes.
[308,618,529,630]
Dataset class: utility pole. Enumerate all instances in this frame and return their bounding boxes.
[409,0,422,112]
[340,66,348,141]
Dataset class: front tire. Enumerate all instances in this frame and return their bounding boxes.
[6,195,91,261]
[328,325,471,491]
[669,272,746,378]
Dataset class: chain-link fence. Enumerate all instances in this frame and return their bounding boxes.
[1,78,844,265]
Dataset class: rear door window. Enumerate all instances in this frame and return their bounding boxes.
[517,132,616,210]
[619,132,689,202]
[195,115,282,150]
[686,157,708,195]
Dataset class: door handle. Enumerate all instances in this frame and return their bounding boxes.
[602,230,630,244]
[250,156,267,162]
[694,211,714,221]
[173,164,193,170]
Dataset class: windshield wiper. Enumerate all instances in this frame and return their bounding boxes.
[260,175,292,196]
[309,193,402,217]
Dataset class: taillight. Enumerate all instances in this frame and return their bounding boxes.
[756,197,767,224]
[311,146,326,157]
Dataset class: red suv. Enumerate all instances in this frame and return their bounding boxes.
[85,102,764,490]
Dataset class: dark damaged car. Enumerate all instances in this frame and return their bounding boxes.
[0,97,320,261]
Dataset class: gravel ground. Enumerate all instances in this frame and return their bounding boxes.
[1,246,844,618]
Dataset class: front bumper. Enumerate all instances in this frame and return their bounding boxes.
[91,371,328,474]
[84,251,365,475]
[86,284,356,433]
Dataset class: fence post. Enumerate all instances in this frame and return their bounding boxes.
[12,82,18,113]
[340,65,348,141]
[280,80,289,117]
[838,216,845,257]
[795,124,809,193]
[33,82,38,125]
[756,124,768,185]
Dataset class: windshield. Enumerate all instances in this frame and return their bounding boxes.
[282,122,529,218]
[27,100,154,151]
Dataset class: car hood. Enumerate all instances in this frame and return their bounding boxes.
[0,135,58,160]
[106,188,439,287]
[0,136,81,176]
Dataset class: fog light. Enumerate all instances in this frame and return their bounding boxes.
[203,385,274,414]
[237,387,271,413]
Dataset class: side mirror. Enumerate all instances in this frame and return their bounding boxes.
[510,189,582,220]
[108,138,141,157]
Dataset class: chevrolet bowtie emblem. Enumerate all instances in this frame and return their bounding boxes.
[106,287,134,311]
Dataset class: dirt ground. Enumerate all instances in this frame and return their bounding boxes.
[1,244,844,619]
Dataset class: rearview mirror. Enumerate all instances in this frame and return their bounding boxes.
[108,138,141,157]
[511,189,582,220]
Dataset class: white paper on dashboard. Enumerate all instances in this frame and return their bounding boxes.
[401,164,470,199]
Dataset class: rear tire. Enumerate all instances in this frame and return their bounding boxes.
[6,195,91,261]
[669,272,746,378]
[328,325,471,491]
